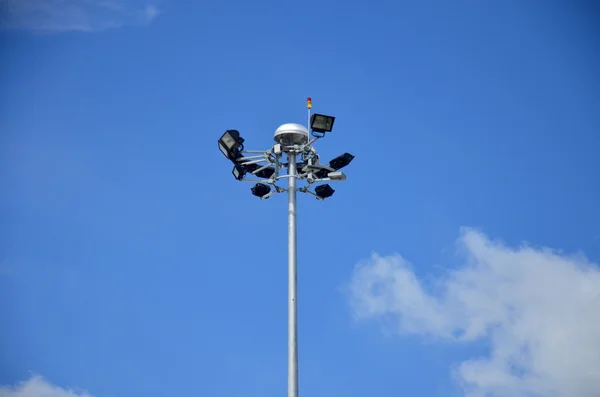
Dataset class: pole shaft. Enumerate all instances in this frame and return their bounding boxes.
[287,152,298,397]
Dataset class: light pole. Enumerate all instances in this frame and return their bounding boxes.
[218,98,355,397]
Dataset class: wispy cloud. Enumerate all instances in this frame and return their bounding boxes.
[0,0,160,33]
[0,375,93,397]
[349,228,600,397]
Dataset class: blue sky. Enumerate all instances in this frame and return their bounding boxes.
[1,1,599,397]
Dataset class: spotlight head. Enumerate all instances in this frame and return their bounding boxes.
[232,162,260,181]
[251,183,271,198]
[310,114,335,133]
[254,167,276,179]
[314,169,329,179]
[232,164,246,181]
[315,184,335,199]
[328,152,355,170]
[218,130,245,160]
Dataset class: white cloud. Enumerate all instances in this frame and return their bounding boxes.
[349,228,600,397]
[0,0,160,33]
[0,376,94,397]
[141,4,159,23]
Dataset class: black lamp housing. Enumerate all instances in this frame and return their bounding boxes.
[314,168,330,179]
[312,153,355,179]
[232,163,275,181]
[232,164,246,181]
[328,153,355,170]
[315,184,335,199]
[218,130,245,160]
[310,114,335,133]
[251,183,271,198]
[254,167,276,179]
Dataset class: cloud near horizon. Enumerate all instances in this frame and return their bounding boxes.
[0,376,93,397]
[349,228,600,397]
[0,0,160,33]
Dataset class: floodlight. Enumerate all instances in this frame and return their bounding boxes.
[251,183,271,198]
[254,167,276,179]
[314,184,335,199]
[314,169,329,179]
[327,171,346,181]
[328,153,354,170]
[232,163,259,181]
[218,130,245,160]
[310,114,335,133]
[232,164,246,181]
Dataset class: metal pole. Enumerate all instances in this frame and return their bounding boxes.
[287,151,299,397]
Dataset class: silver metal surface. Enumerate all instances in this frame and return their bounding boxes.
[287,152,298,397]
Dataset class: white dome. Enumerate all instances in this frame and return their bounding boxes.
[274,123,309,146]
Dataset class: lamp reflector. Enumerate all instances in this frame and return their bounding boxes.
[310,114,335,133]
[219,142,229,158]
[221,130,242,150]
[232,164,245,181]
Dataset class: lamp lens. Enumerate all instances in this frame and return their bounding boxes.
[221,133,237,149]
[219,142,229,157]
[313,115,332,131]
